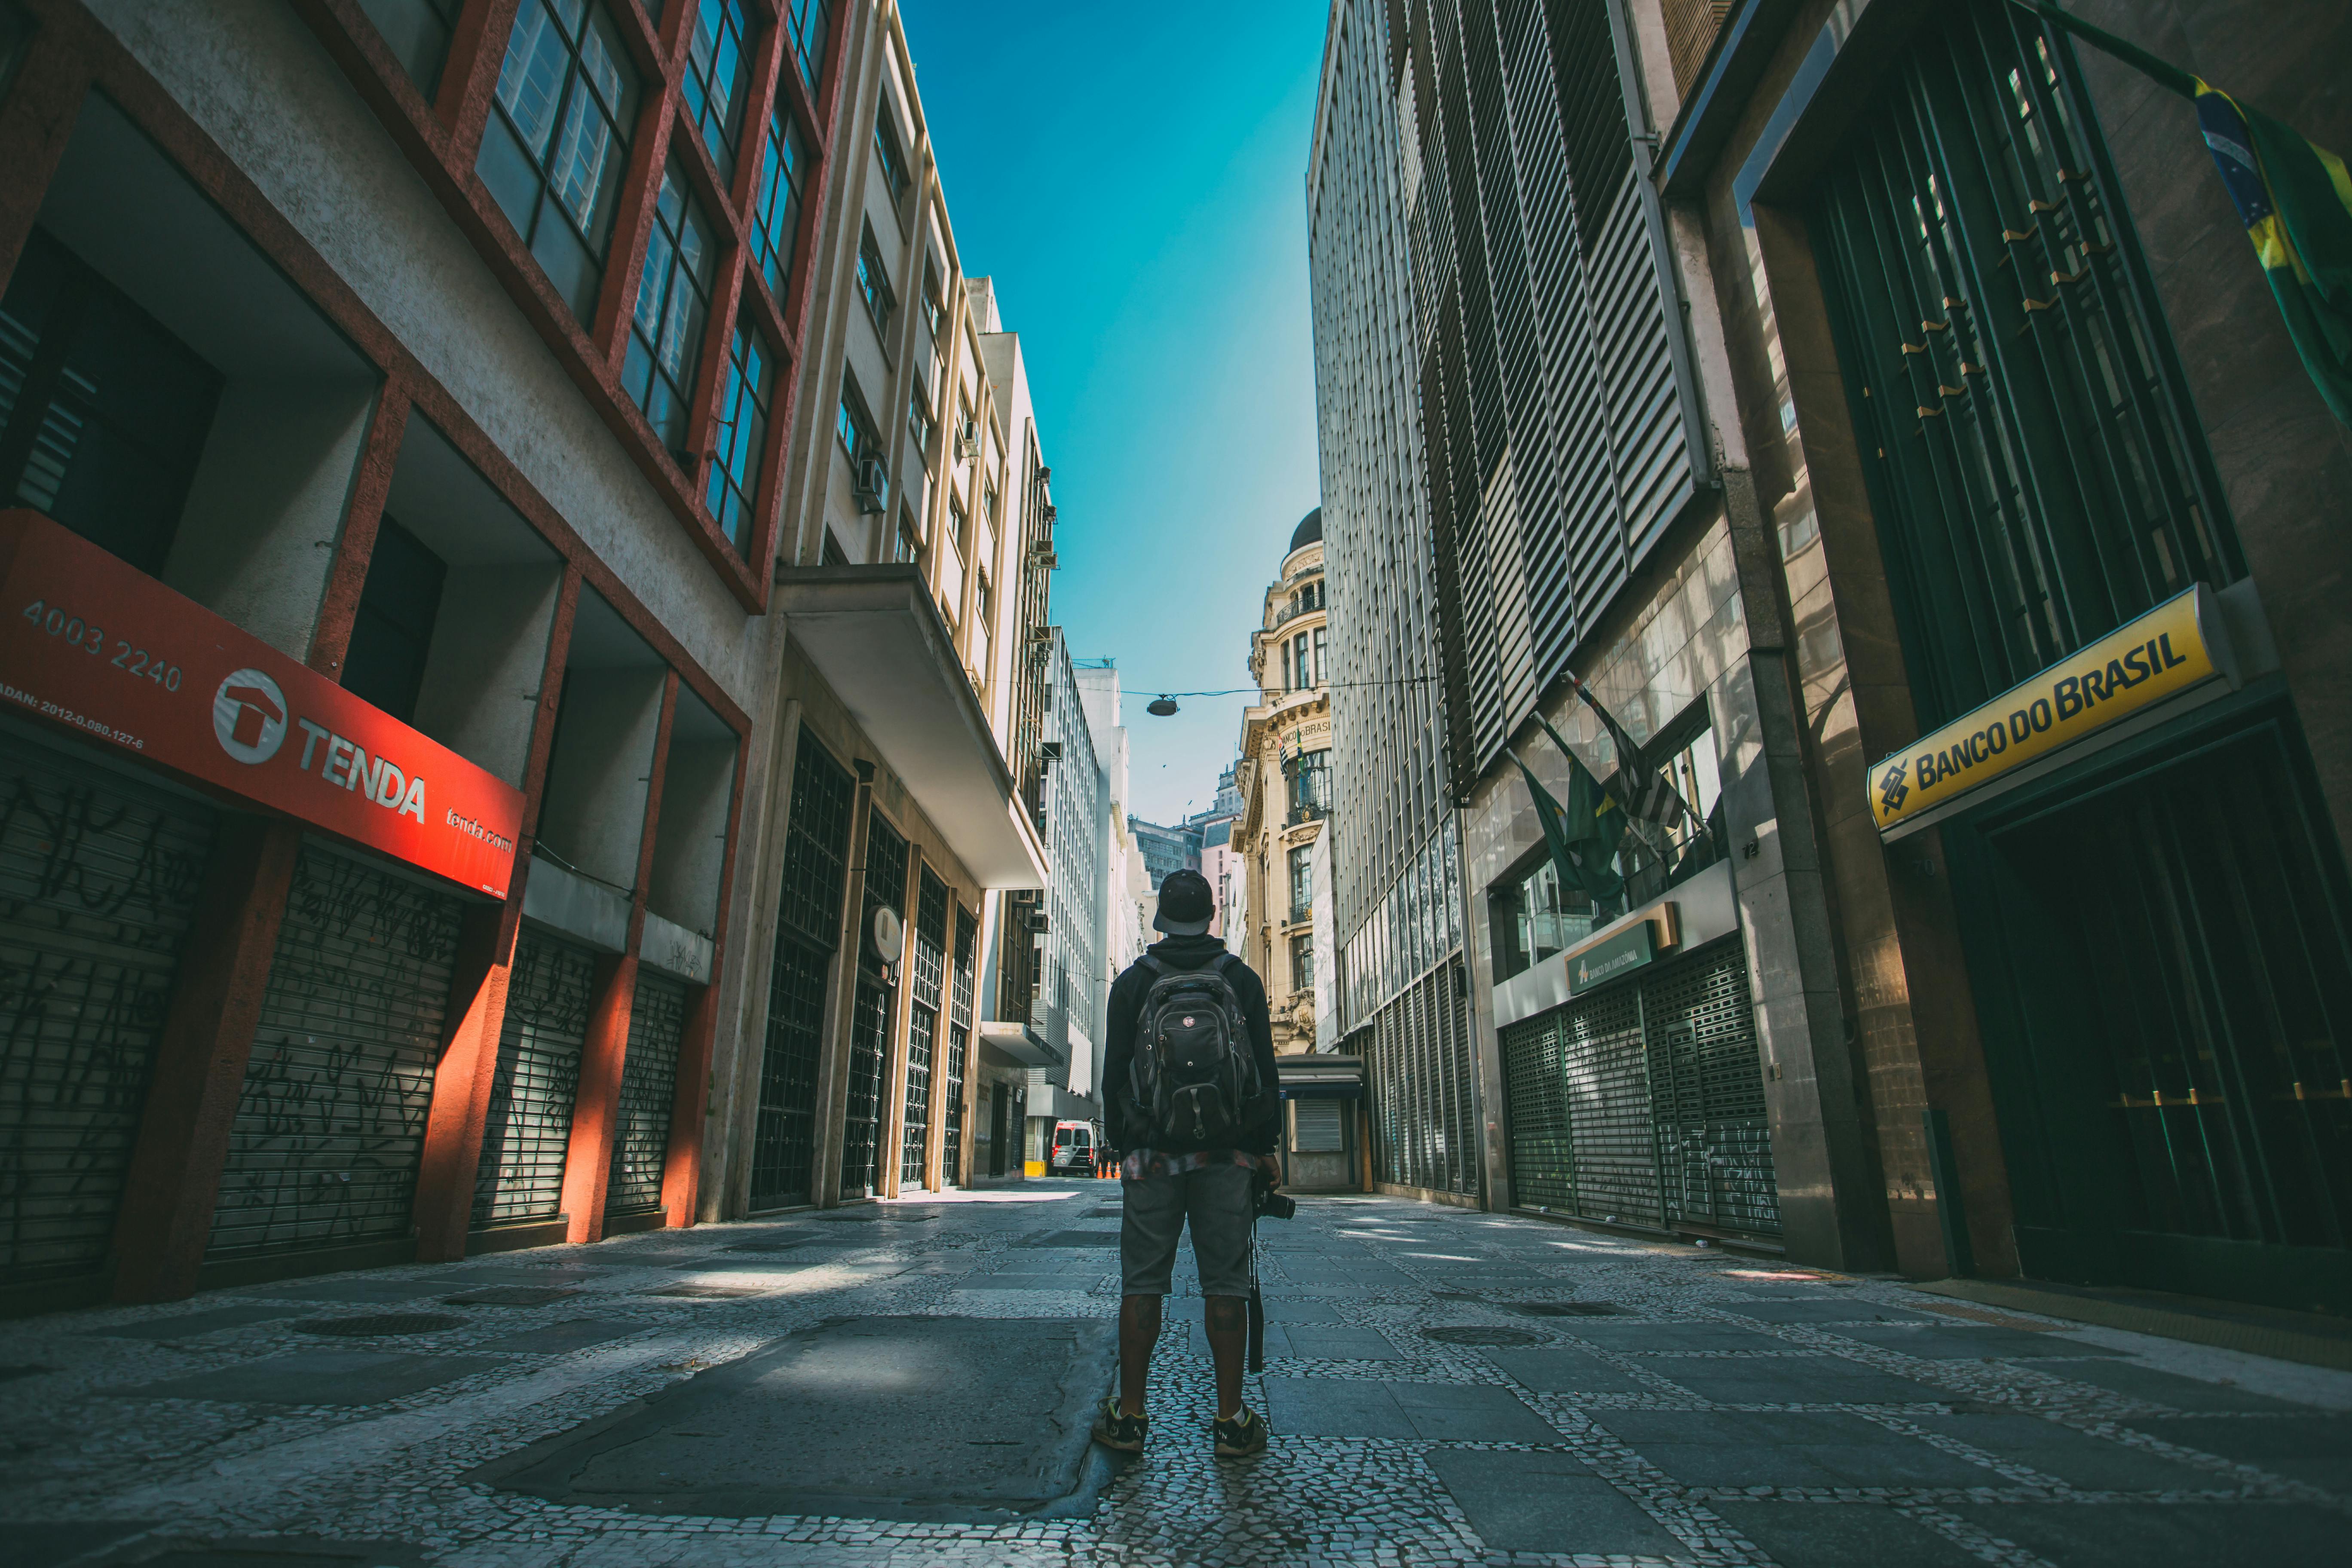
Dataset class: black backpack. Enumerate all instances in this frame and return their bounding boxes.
[1127,953,1272,1146]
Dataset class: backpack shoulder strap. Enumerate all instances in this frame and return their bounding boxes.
[1135,954,1167,982]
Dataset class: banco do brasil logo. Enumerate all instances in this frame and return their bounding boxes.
[1877,760,1909,815]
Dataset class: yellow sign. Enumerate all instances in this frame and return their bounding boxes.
[1868,586,2232,836]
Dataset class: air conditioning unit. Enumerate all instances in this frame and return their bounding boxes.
[957,419,980,460]
[853,457,888,513]
[1041,740,1063,760]
[1041,503,1058,524]
[1035,464,1052,484]
[1025,910,1050,934]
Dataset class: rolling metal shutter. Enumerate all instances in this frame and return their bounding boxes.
[1503,1012,1573,1211]
[606,969,687,1215]
[0,738,214,1283]
[1294,1099,1345,1154]
[1559,980,1658,1227]
[1645,943,1779,1237]
[472,930,597,1227]
[750,727,853,1209]
[1365,958,1479,1197]
[208,844,462,1258]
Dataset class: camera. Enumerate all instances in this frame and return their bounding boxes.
[1253,1174,1296,1220]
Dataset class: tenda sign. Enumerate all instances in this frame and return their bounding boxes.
[0,509,525,898]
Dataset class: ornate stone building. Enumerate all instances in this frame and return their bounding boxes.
[1233,508,1331,1056]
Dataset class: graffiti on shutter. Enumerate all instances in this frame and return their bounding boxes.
[209,845,462,1258]
[607,969,688,1214]
[1645,945,1779,1237]
[0,739,213,1282]
[472,932,597,1227]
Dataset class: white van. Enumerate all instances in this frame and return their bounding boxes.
[1048,1120,1099,1174]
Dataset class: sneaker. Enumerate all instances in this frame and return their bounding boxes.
[1091,1396,1148,1453]
[1213,1405,1267,1457]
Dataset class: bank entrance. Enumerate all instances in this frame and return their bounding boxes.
[1810,0,2351,1311]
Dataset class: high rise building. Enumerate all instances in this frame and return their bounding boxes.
[1309,0,1883,1256]
[1313,0,2352,1310]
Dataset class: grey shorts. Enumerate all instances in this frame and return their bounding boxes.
[1121,1164,1255,1298]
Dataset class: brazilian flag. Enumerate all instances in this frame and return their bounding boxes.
[1507,727,1626,905]
[2025,1,2352,425]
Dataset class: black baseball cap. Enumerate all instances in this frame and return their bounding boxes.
[1153,868,1215,935]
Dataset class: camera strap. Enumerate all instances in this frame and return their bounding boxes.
[1245,1214,1265,1375]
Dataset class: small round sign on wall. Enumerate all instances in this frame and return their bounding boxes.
[871,905,905,964]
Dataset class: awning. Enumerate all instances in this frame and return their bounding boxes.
[774,565,1047,889]
[1278,1054,1364,1099]
[979,1021,1060,1067]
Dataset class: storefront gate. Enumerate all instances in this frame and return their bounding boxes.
[472,930,597,1227]
[0,736,214,1284]
[1502,939,1779,1239]
[208,843,462,1259]
[606,969,687,1217]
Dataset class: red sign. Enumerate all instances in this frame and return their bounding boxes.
[0,509,524,898]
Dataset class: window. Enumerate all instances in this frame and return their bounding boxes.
[782,0,830,90]
[0,229,223,576]
[1289,844,1314,919]
[681,0,752,184]
[1278,637,1292,693]
[358,0,463,97]
[622,164,717,459]
[873,103,910,206]
[1612,705,1725,903]
[855,228,896,341]
[894,506,919,564]
[836,373,886,508]
[478,0,642,322]
[983,481,999,525]
[1488,854,1594,983]
[706,323,773,551]
[976,573,992,625]
[1291,631,1312,688]
[1289,932,1315,994]
[749,109,807,300]
[906,381,934,459]
[343,515,446,724]
[1312,626,1327,687]
[1289,748,1331,818]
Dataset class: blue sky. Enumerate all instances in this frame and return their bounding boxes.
[900,0,1329,826]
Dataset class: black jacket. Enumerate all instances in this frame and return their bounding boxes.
[1102,934,1280,1156]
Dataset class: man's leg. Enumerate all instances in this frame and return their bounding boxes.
[1203,1294,1247,1419]
[1118,1294,1162,1416]
[1113,1173,1183,1418]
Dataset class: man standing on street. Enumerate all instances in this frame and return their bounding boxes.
[1090,868,1282,1458]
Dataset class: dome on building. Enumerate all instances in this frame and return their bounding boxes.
[1289,506,1323,554]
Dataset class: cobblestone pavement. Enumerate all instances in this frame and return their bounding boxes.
[8,1185,2350,1567]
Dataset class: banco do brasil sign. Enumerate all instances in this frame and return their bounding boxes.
[1868,585,2235,839]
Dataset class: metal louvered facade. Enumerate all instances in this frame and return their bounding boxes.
[607,969,688,1215]
[750,727,854,1210]
[1501,939,1778,1239]
[209,845,463,1259]
[472,931,598,1228]
[0,737,214,1283]
[901,866,946,1188]
[1407,0,1707,784]
[944,907,974,1185]
[840,808,907,1200]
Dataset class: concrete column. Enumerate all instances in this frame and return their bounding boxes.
[722,701,801,1219]
[1718,469,1894,1274]
[662,977,722,1226]
[410,896,521,1261]
[558,672,677,1243]
[108,817,303,1302]
[875,843,923,1199]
